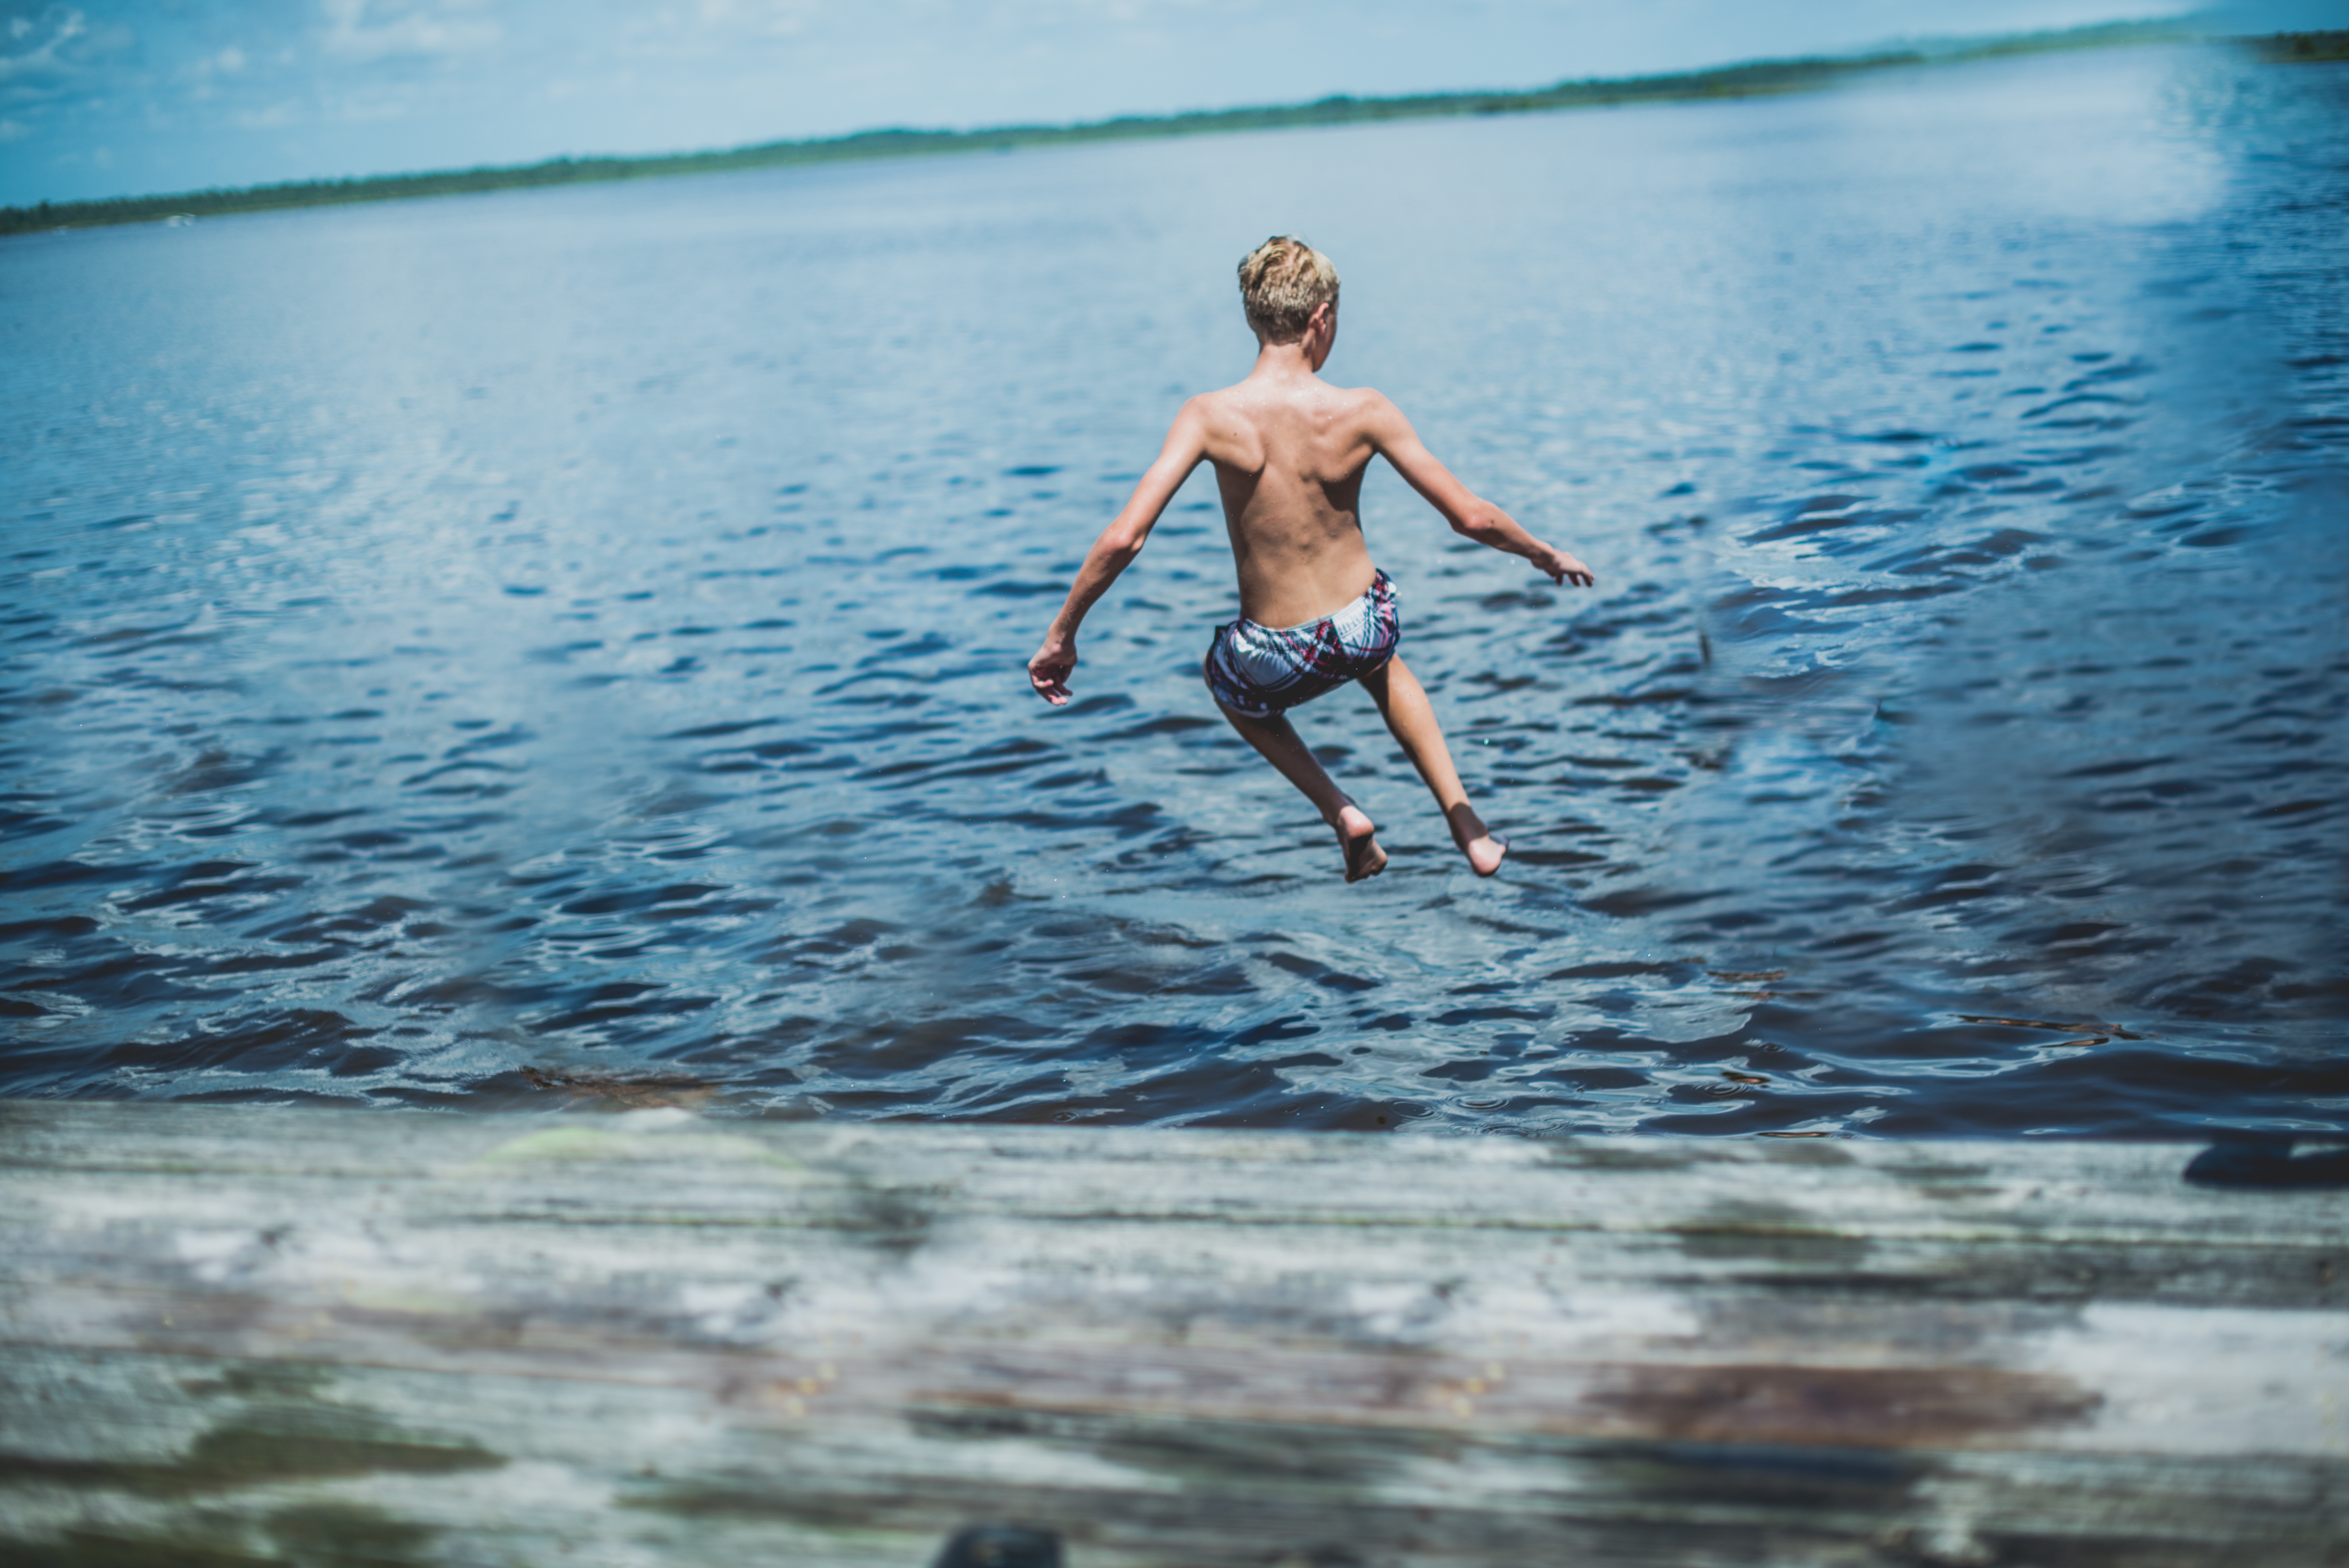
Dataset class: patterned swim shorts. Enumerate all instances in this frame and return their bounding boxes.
[1203,568,1401,719]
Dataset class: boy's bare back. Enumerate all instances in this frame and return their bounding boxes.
[1187,365,1586,631]
[1189,373,1385,630]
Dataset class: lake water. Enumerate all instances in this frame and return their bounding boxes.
[3,43,2344,1137]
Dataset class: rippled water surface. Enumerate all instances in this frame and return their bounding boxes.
[4,44,2345,1134]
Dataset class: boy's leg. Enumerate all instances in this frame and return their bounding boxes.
[1358,656,1508,876]
[1216,702,1387,882]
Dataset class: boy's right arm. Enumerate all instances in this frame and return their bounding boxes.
[1028,401,1210,706]
[1364,394,1595,588]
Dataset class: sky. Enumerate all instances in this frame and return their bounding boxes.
[2,0,2340,207]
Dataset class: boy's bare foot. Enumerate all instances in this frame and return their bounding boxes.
[1335,802,1387,883]
[1445,803,1507,876]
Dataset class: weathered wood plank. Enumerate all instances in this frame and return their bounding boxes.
[2,1104,2344,1566]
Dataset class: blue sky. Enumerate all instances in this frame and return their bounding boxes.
[2,0,2337,206]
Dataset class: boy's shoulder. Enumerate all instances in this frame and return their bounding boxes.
[1185,377,1398,427]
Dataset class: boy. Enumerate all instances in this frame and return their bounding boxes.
[1027,237,1595,883]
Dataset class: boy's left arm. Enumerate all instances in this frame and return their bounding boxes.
[1028,403,1208,706]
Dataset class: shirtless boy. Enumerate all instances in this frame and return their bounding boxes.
[1027,237,1595,883]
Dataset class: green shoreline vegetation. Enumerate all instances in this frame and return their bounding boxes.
[4,22,2343,239]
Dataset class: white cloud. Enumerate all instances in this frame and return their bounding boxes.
[328,84,436,121]
[688,0,825,35]
[234,100,304,130]
[320,0,503,63]
[0,7,87,84]
[182,43,250,91]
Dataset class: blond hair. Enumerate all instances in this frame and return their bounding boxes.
[1237,236,1340,342]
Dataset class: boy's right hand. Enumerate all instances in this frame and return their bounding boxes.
[1538,546,1596,588]
[1028,637,1077,705]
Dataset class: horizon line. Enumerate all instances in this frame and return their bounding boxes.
[5,18,2339,238]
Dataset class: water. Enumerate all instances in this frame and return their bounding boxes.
[3,43,2344,1136]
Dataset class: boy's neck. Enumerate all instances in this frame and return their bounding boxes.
[1251,336,1325,380]
[1251,312,1335,379]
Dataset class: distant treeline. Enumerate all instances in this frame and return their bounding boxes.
[4,20,2332,239]
[2253,29,2349,61]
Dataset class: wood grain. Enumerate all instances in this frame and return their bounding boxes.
[2,1104,2343,1566]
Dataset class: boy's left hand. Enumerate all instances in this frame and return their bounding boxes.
[1028,638,1077,705]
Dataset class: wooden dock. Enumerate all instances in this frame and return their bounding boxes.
[2,1103,2344,1566]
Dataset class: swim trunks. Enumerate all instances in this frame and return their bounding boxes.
[1204,568,1400,719]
